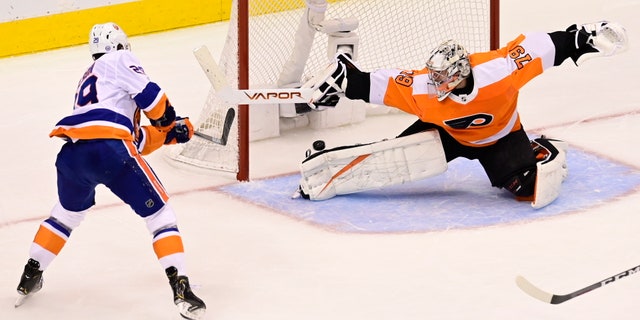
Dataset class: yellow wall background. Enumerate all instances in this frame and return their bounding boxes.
[0,0,232,58]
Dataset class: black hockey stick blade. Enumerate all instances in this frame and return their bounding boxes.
[516,264,640,304]
[194,108,235,146]
[194,131,223,144]
[219,107,235,145]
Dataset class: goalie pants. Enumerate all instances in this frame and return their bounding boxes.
[399,120,538,196]
[55,139,169,216]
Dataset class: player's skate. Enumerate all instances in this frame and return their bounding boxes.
[166,267,206,320]
[570,21,628,65]
[15,258,44,307]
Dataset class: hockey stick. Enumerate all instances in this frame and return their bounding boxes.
[192,45,314,104]
[193,107,235,146]
[516,264,640,304]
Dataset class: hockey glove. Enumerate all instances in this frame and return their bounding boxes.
[301,53,352,110]
[570,21,628,65]
[164,117,194,145]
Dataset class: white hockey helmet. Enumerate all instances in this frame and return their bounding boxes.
[425,40,471,101]
[89,22,130,57]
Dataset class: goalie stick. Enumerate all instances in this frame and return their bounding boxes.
[193,107,235,146]
[192,45,314,104]
[516,264,640,304]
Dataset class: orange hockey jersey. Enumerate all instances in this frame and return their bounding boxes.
[368,32,556,147]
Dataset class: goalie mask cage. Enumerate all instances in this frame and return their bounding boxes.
[167,0,500,181]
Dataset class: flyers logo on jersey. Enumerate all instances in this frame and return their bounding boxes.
[444,113,493,129]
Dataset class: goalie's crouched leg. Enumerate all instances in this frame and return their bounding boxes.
[501,137,569,209]
[502,167,538,200]
[297,130,448,200]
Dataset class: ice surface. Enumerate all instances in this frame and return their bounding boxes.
[1,0,640,319]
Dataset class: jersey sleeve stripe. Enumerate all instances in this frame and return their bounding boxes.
[520,32,556,70]
[134,82,168,119]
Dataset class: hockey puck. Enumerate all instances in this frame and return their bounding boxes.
[312,140,326,151]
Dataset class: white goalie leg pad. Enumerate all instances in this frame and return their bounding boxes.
[531,139,569,209]
[299,130,447,200]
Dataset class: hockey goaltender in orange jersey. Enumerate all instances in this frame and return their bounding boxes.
[378,33,551,148]
[295,21,628,209]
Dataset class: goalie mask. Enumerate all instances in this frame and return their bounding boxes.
[89,22,130,58]
[425,40,471,101]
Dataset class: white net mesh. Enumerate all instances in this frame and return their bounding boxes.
[167,0,494,174]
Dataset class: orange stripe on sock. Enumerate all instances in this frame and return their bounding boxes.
[33,225,67,255]
[153,235,184,259]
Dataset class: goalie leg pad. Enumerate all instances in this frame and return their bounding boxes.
[531,138,569,209]
[299,130,447,200]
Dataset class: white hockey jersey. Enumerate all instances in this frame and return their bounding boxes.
[50,50,169,149]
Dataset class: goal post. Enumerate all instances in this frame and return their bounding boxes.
[166,0,500,181]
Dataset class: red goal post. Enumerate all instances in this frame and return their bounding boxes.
[167,0,500,181]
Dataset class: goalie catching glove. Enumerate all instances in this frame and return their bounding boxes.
[301,53,360,110]
[570,21,628,65]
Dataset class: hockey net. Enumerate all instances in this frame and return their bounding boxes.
[166,0,499,179]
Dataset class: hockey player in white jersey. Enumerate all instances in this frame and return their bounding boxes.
[15,22,205,319]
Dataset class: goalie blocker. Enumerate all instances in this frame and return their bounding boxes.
[297,132,568,209]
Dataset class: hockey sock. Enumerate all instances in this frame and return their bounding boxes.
[152,226,187,275]
[29,218,72,270]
